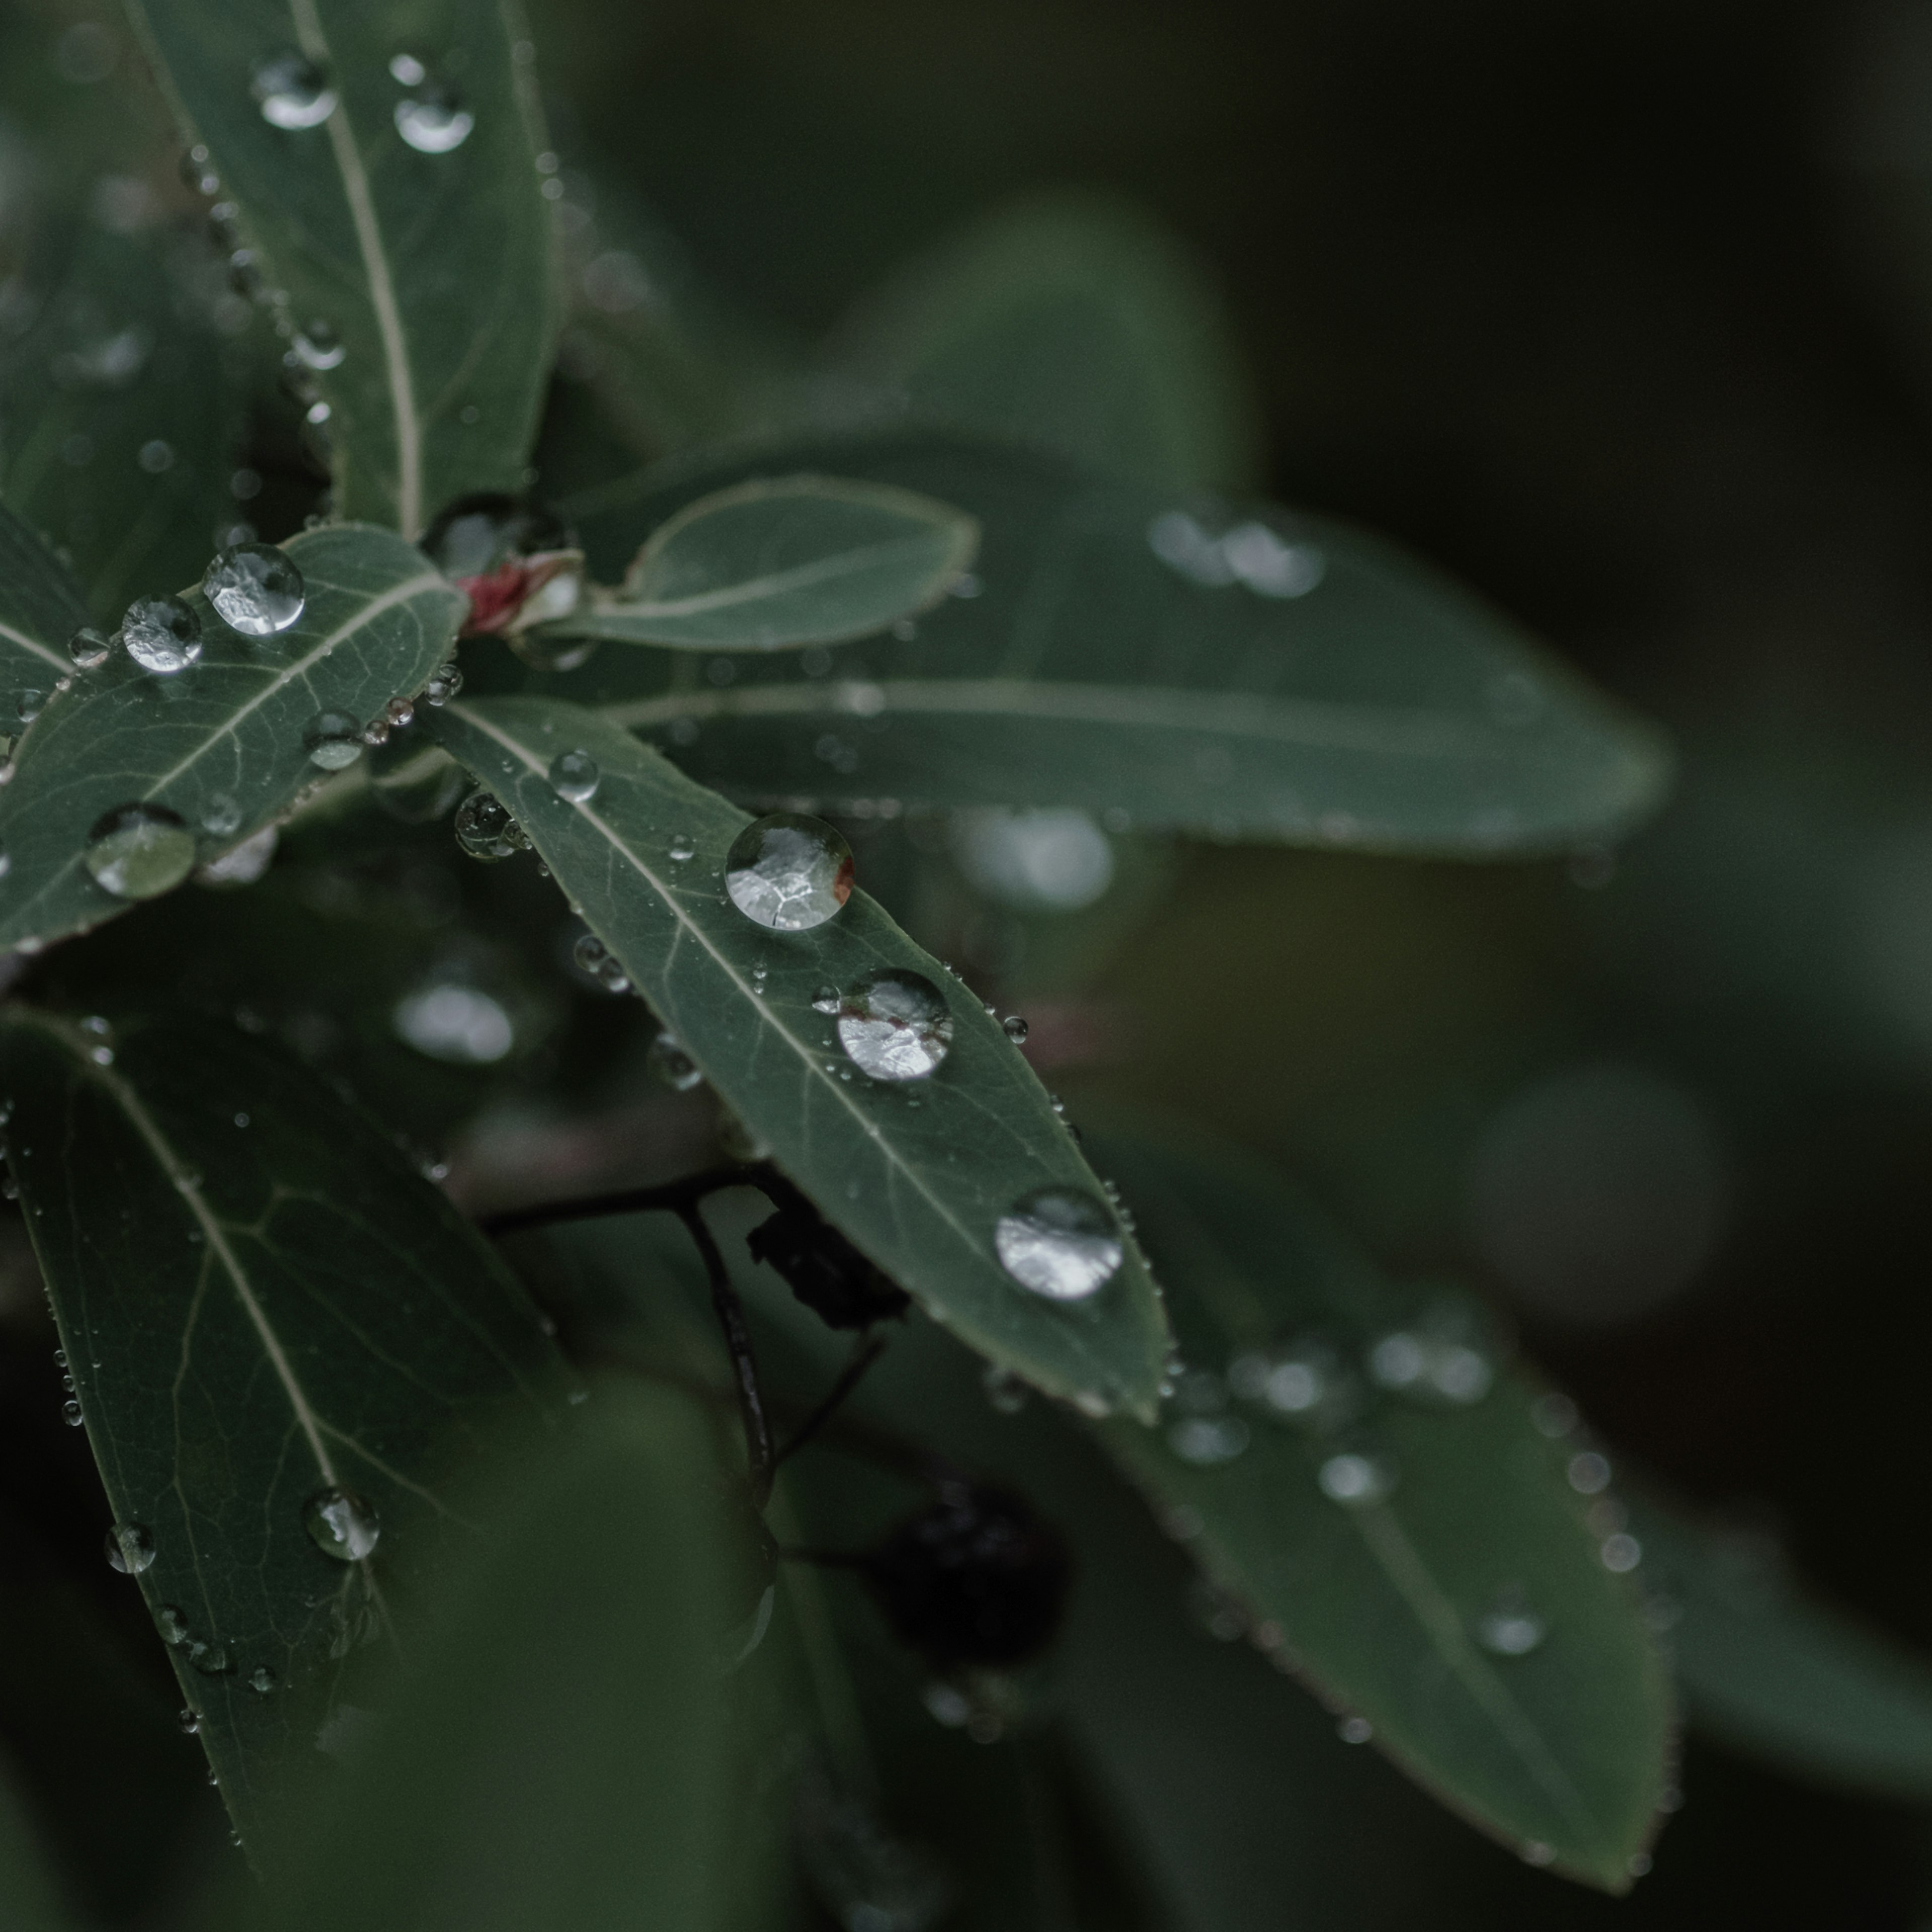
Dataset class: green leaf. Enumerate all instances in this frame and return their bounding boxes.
[830,188,1261,490]
[1085,1128,1672,1891]
[123,0,555,536]
[0,1760,68,1932]
[0,1005,567,1853]
[1632,1491,1932,1803]
[532,430,1671,854]
[424,694,1171,1419]
[0,506,92,692]
[0,220,244,618]
[255,1383,740,1932]
[0,521,462,954]
[548,474,980,651]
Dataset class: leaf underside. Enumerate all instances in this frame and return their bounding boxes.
[425,693,1172,1419]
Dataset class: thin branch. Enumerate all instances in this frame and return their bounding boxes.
[776,1332,889,1469]
[679,1200,775,1510]
[479,1164,761,1237]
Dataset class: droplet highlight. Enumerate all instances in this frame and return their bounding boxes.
[119,595,202,675]
[85,803,196,901]
[394,86,474,153]
[303,1486,379,1562]
[454,790,528,861]
[836,969,953,1081]
[203,542,304,635]
[251,49,337,130]
[546,748,599,803]
[994,1187,1123,1301]
[105,1522,155,1574]
[302,711,363,770]
[724,813,853,931]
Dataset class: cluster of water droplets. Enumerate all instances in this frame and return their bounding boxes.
[1147,509,1326,598]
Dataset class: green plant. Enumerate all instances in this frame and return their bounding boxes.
[1,5,1925,1929]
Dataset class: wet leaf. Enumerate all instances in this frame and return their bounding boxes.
[830,188,1261,490]
[0,507,91,692]
[525,429,1671,853]
[425,694,1171,1419]
[549,474,980,651]
[254,1384,739,1932]
[123,0,555,535]
[0,1006,566,1853]
[1085,1129,1672,1892]
[0,522,462,954]
[1633,1491,1932,1803]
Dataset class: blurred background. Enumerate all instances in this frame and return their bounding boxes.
[8,0,1932,1923]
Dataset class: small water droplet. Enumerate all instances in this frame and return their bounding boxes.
[67,625,111,671]
[360,715,390,747]
[105,1522,154,1574]
[547,748,598,802]
[291,317,344,369]
[394,86,473,152]
[252,49,336,129]
[178,1706,200,1734]
[1167,1414,1250,1465]
[86,803,196,901]
[994,1187,1123,1300]
[453,790,528,861]
[1001,1014,1029,1044]
[61,1399,82,1426]
[1337,1715,1374,1744]
[302,710,363,770]
[200,793,243,840]
[572,932,629,994]
[668,834,695,863]
[422,661,462,706]
[303,1486,379,1562]
[1567,1451,1612,1495]
[982,1365,1030,1414]
[1366,1329,1493,1406]
[250,1665,277,1695]
[203,542,304,635]
[836,969,953,1081]
[1600,1533,1642,1573]
[14,689,42,724]
[648,1028,703,1093]
[1475,1587,1548,1656]
[119,595,201,675]
[157,1604,189,1645]
[810,984,841,1015]
[189,1643,232,1676]
[1317,1452,1394,1507]
[385,695,415,729]
[724,814,854,930]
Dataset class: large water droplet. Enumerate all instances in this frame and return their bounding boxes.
[203,542,304,635]
[724,813,854,930]
[252,49,337,130]
[1475,1589,1548,1657]
[836,969,952,1081]
[648,1028,703,1092]
[394,86,474,153]
[303,1486,379,1562]
[86,803,196,900]
[547,748,598,803]
[67,625,111,671]
[454,790,528,861]
[119,595,202,675]
[105,1522,154,1574]
[994,1187,1123,1300]
[303,711,363,770]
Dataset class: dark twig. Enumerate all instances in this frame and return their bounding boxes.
[677,1199,775,1509]
[776,1331,889,1469]
[479,1164,760,1237]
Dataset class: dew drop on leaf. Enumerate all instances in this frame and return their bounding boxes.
[203,541,305,635]
[251,49,336,129]
[250,1665,277,1694]
[200,792,242,839]
[394,86,474,153]
[157,1605,189,1645]
[290,318,344,369]
[1001,1014,1029,1044]
[668,834,695,863]
[1317,1452,1394,1507]
[724,813,853,930]
[14,689,42,723]
[648,1028,703,1092]
[453,790,528,861]
[119,595,202,675]
[177,1707,200,1735]
[61,1399,82,1426]
[547,748,599,802]
[993,1186,1122,1300]
[810,984,840,1015]
[572,932,629,995]
[836,969,952,1081]
[85,802,196,901]
[303,1486,379,1562]
[303,711,363,770]
[1475,1589,1548,1657]
[422,661,462,706]
[104,1522,154,1574]
[66,625,111,670]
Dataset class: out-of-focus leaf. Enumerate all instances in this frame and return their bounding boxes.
[253,1383,742,1932]
[0,1758,67,1932]
[0,1006,566,1853]
[1085,1129,1672,1892]
[830,188,1260,490]
[0,521,462,954]
[1632,1492,1932,1803]
[0,504,90,689]
[530,430,1671,854]
[0,219,244,617]
[123,0,554,535]
[548,475,979,651]
[425,695,1171,1419]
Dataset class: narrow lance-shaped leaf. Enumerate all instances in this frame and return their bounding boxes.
[828,188,1262,491]
[549,475,980,651]
[123,0,555,536]
[0,522,463,954]
[0,505,91,694]
[1086,1129,1672,1892]
[425,694,1171,1419]
[0,1007,567,1853]
[1631,1491,1932,1803]
[519,430,1671,854]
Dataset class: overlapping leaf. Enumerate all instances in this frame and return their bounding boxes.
[829,188,1261,490]
[1085,1129,1672,1891]
[520,429,1672,853]
[0,522,462,954]
[551,475,979,651]
[0,1007,567,1853]
[425,694,1171,1418]
[124,0,555,535]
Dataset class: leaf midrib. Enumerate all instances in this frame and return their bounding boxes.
[606,532,955,623]
[0,618,67,675]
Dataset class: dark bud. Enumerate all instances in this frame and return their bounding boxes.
[861,1483,1070,1671]
[745,1179,910,1331]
